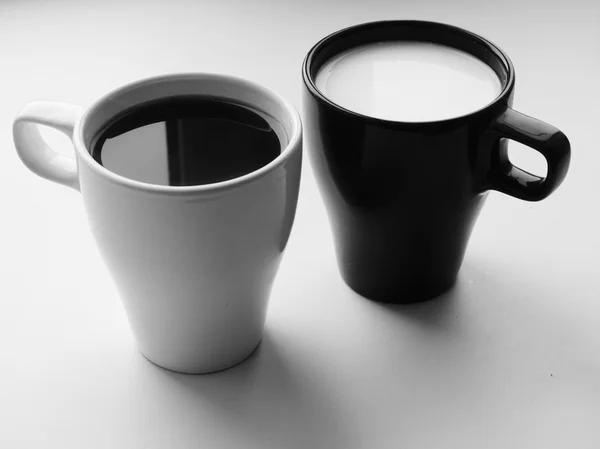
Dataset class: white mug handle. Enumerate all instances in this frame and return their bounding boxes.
[13,101,84,191]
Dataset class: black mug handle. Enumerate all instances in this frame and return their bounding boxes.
[486,108,571,201]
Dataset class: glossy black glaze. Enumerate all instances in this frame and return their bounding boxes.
[302,21,571,303]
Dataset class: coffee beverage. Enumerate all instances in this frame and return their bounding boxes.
[92,96,284,186]
[13,73,303,373]
[315,41,502,122]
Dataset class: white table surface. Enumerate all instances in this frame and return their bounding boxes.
[1,0,599,447]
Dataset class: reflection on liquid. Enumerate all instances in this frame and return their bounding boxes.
[100,122,169,185]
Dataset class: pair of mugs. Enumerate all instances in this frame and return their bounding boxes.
[13,21,570,373]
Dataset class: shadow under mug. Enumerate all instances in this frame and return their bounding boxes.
[13,74,303,373]
[302,21,571,303]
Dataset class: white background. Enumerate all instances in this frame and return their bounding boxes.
[1,0,599,447]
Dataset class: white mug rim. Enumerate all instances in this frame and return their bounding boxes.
[72,73,302,194]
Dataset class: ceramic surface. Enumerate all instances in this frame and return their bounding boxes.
[302,21,570,303]
[13,74,303,373]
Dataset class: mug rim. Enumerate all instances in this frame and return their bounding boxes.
[302,20,515,128]
[72,73,302,194]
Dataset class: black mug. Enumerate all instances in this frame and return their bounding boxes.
[302,21,571,303]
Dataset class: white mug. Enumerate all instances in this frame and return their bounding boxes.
[13,74,303,374]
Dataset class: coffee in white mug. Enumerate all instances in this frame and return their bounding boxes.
[13,74,303,374]
[315,41,502,122]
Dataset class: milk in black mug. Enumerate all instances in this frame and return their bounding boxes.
[302,21,571,303]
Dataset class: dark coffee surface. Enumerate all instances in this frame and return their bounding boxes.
[92,96,282,186]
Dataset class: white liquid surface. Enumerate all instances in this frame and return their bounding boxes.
[315,41,503,122]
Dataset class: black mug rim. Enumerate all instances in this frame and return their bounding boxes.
[302,20,515,129]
